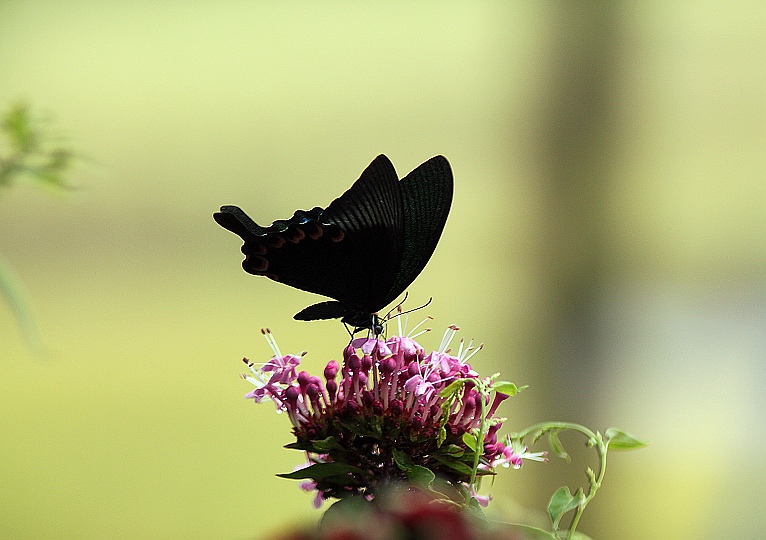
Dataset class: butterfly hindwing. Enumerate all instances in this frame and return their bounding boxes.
[214,155,404,321]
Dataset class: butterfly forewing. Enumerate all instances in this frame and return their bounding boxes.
[383,155,453,306]
[310,154,404,313]
[314,155,404,313]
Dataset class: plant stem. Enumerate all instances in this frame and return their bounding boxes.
[466,379,488,504]
[512,422,609,539]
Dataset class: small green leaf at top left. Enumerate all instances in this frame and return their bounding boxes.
[605,428,648,450]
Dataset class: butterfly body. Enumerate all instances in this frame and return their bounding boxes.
[214,154,452,331]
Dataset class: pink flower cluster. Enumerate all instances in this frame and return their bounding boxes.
[242,326,545,505]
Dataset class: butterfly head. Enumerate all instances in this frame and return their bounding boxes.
[341,311,384,337]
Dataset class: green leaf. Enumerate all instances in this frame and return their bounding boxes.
[393,448,414,471]
[605,428,648,450]
[283,441,313,451]
[276,462,364,480]
[320,496,372,529]
[492,381,527,396]
[311,436,345,452]
[369,414,384,437]
[547,486,573,524]
[285,436,344,453]
[406,465,435,488]
[438,444,465,458]
[548,430,570,461]
[547,486,583,526]
[462,431,478,452]
[428,477,466,504]
[0,102,77,193]
[430,455,475,477]
[466,496,488,521]
[3,103,34,151]
[439,397,457,441]
[337,418,382,438]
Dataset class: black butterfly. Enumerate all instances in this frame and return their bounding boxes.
[213,154,453,332]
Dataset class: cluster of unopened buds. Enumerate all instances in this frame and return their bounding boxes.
[242,321,546,507]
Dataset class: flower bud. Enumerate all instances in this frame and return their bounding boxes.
[324,360,339,380]
[326,379,337,401]
[407,362,420,378]
[380,357,397,374]
[285,385,300,405]
[347,353,362,372]
[390,400,404,416]
[362,354,373,372]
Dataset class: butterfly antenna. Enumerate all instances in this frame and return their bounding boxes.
[383,292,409,323]
[387,300,434,338]
[398,297,433,318]
[377,314,387,339]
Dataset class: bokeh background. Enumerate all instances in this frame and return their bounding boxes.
[1,2,764,538]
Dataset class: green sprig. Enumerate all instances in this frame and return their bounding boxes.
[510,422,647,539]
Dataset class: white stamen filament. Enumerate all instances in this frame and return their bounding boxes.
[261,327,282,359]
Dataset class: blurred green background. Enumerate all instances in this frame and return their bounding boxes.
[1,2,764,538]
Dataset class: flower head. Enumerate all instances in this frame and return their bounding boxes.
[242,323,538,506]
